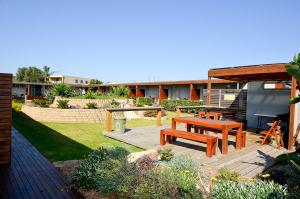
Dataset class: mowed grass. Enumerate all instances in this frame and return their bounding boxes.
[12,110,192,162]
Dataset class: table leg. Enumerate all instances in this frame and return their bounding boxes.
[171,118,177,143]
[235,124,242,150]
[222,126,228,154]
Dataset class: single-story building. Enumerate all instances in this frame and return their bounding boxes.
[96,79,238,101]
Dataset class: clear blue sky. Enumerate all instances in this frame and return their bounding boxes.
[0,0,299,83]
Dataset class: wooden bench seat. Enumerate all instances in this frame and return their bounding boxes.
[160,129,218,157]
[192,125,247,148]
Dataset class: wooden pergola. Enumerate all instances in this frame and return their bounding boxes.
[207,63,297,150]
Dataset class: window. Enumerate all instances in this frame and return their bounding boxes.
[75,80,78,83]
[85,81,88,84]
[80,80,83,84]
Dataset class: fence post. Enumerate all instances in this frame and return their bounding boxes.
[157,109,162,126]
[106,110,113,132]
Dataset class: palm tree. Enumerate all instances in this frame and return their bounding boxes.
[43,66,54,82]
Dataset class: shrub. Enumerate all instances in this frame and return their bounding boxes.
[45,90,55,104]
[158,148,174,161]
[211,180,287,199]
[57,99,69,109]
[52,83,75,97]
[136,155,157,171]
[31,99,49,107]
[161,99,202,112]
[136,97,153,107]
[73,148,207,198]
[86,102,97,109]
[110,99,120,108]
[216,167,240,182]
[72,147,130,195]
[112,86,130,97]
[85,91,96,99]
[12,99,24,112]
[134,155,206,199]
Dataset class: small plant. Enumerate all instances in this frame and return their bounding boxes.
[110,99,120,108]
[72,147,130,195]
[86,102,97,109]
[136,155,157,171]
[52,83,75,97]
[158,148,174,161]
[57,99,69,109]
[12,99,24,112]
[134,155,206,199]
[211,180,287,199]
[136,97,153,107]
[85,90,96,99]
[45,90,55,104]
[216,167,240,182]
[112,86,130,97]
[31,99,49,108]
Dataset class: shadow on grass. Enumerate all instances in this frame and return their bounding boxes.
[12,110,92,162]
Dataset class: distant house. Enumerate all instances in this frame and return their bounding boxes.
[49,75,91,85]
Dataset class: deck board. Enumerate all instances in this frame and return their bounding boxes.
[0,128,78,199]
[105,125,289,178]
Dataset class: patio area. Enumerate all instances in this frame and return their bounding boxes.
[104,125,289,178]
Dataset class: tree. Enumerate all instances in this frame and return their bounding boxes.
[285,53,300,168]
[16,67,27,82]
[286,53,300,104]
[42,65,54,82]
[90,79,103,84]
[15,66,45,82]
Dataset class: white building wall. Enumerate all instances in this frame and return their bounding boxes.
[246,81,290,128]
[144,86,159,98]
[168,85,189,99]
[12,85,26,97]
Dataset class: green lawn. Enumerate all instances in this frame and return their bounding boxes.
[12,110,190,162]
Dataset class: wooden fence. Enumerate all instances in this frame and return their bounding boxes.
[203,89,247,120]
[0,73,12,164]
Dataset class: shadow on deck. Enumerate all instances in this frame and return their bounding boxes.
[0,128,81,199]
[104,125,289,178]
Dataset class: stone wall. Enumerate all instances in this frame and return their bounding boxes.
[52,97,134,108]
[21,105,125,123]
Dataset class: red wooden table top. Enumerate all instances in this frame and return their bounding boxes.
[173,117,241,129]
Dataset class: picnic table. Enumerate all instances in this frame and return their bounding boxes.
[171,117,243,154]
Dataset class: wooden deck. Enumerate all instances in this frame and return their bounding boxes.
[105,125,289,178]
[0,128,78,199]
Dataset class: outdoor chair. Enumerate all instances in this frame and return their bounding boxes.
[260,120,284,148]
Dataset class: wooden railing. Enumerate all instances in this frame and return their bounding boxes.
[105,107,164,132]
[0,73,12,164]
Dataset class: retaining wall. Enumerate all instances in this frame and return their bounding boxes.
[21,106,125,123]
[52,97,134,108]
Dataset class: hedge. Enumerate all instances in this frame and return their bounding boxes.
[161,99,202,113]
[136,97,154,107]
